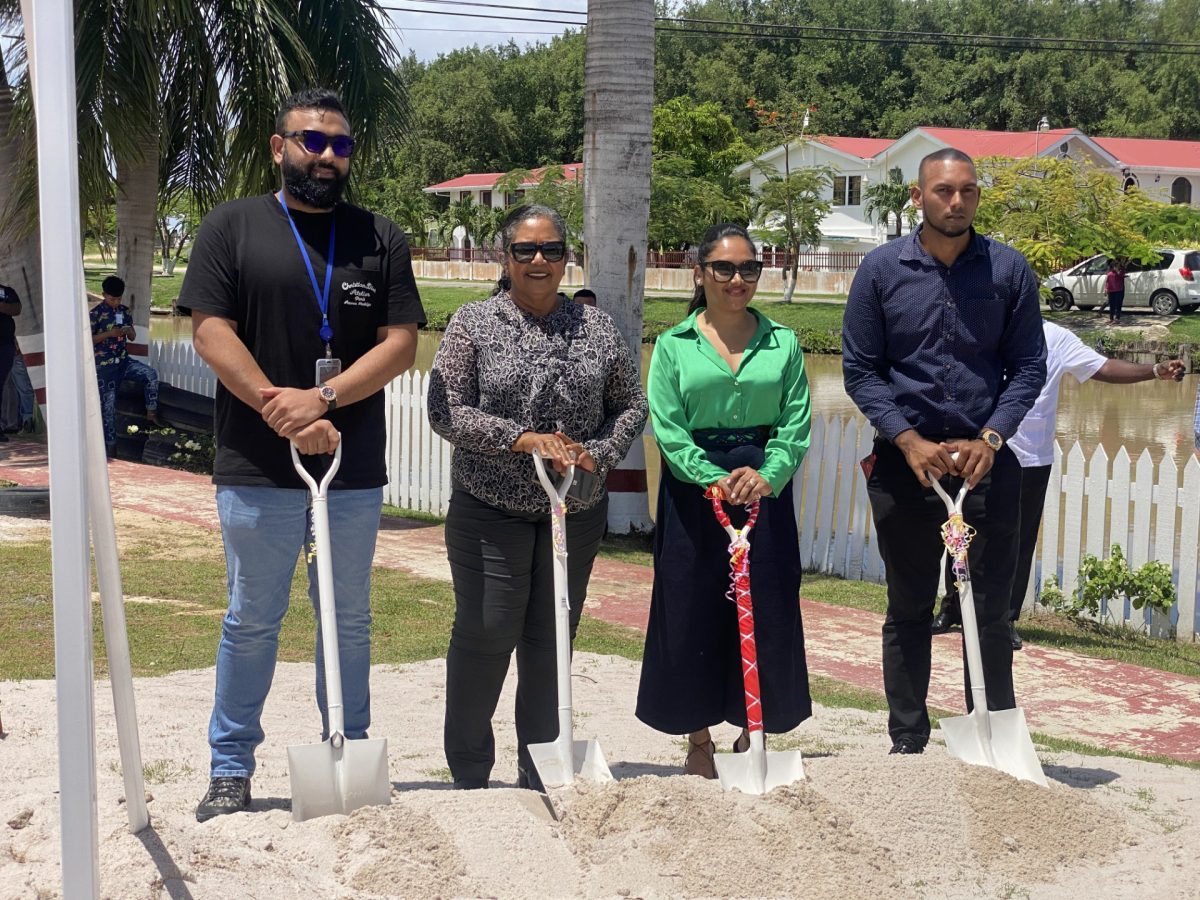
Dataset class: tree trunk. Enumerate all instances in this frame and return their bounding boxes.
[584,0,654,534]
[783,250,799,303]
[0,60,47,411]
[115,136,159,363]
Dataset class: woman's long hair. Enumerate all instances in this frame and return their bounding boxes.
[492,204,568,295]
[687,223,756,315]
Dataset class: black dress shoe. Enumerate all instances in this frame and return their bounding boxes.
[517,766,545,792]
[889,737,925,755]
[1009,622,1023,651]
[931,602,961,635]
[452,777,488,790]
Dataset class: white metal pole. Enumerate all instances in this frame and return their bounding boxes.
[81,333,149,833]
[21,0,102,894]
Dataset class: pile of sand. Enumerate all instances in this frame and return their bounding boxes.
[2,656,1195,899]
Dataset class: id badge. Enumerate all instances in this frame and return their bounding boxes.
[315,357,342,386]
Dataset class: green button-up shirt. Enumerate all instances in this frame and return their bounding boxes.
[648,308,812,495]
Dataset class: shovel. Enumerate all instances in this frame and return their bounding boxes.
[527,451,614,789]
[928,473,1047,787]
[287,440,392,821]
[706,487,805,795]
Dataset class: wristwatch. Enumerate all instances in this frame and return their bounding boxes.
[318,384,337,412]
[979,427,1003,451]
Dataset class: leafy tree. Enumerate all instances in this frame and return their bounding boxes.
[863,168,915,240]
[752,167,833,302]
[974,156,1157,279]
[649,155,747,251]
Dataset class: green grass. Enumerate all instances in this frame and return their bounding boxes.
[0,537,642,679]
[413,282,846,351]
[84,267,185,311]
[801,571,1200,677]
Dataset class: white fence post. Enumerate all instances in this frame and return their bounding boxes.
[788,415,1199,642]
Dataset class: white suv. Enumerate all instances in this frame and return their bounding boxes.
[1043,249,1200,315]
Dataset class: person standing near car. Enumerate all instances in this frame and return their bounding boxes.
[843,148,1046,755]
[1106,259,1126,324]
[180,88,425,821]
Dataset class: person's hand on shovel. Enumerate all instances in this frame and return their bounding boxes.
[942,437,995,489]
[513,430,575,473]
[894,429,956,487]
[292,419,340,455]
[712,467,772,505]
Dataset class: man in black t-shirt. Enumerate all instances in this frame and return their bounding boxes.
[0,283,21,445]
[179,88,425,822]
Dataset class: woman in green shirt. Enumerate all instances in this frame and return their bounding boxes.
[635,223,813,778]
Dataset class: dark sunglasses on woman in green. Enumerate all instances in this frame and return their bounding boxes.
[510,241,567,263]
[704,260,764,283]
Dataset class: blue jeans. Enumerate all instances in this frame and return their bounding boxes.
[97,356,159,445]
[208,484,383,778]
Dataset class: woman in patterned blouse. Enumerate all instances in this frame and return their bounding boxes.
[636,222,813,778]
[428,204,648,791]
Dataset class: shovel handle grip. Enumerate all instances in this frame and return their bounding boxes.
[291,439,343,497]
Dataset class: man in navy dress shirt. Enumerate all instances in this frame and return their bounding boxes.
[843,148,1047,755]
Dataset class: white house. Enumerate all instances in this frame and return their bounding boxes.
[738,126,1200,250]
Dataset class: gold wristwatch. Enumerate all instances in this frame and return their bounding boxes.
[979,427,1003,451]
[318,384,337,412]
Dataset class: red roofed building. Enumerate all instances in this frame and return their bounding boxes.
[738,125,1200,249]
[424,163,583,210]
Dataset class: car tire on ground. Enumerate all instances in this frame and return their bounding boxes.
[1151,290,1180,316]
[1048,289,1073,312]
[0,486,51,518]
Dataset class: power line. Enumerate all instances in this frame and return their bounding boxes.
[383,6,586,27]
[380,1,1200,55]
[667,15,1200,52]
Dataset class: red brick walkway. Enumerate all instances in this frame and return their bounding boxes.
[4,436,1198,762]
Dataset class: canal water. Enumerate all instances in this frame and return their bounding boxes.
[151,316,1199,477]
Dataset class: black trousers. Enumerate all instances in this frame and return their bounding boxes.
[443,488,608,782]
[866,439,1020,745]
[1009,464,1053,621]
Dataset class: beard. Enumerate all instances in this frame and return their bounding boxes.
[282,150,348,209]
[925,213,972,240]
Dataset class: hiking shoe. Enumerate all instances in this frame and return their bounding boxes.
[195,776,251,822]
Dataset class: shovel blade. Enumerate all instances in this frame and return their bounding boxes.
[287,736,391,822]
[941,707,1047,787]
[715,749,805,795]
[527,737,614,789]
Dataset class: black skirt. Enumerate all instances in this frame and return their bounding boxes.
[635,434,812,735]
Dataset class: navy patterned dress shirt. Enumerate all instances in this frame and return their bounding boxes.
[842,227,1047,442]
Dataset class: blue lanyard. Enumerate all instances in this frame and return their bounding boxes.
[277,191,336,347]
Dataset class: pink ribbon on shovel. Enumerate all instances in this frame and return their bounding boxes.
[706,486,763,734]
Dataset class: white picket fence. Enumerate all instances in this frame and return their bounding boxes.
[147,340,1200,642]
[149,340,218,397]
[797,414,1199,643]
[383,370,453,514]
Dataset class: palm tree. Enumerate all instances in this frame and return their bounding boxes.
[4,0,407,370]
[863,169,915,240]
[583,0,654,533]
[752,167,833,303]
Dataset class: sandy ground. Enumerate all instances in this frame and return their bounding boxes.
[2,653,1198,900]
[4,512,1199,898]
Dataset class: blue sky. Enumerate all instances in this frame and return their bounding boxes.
[382,1,587,62]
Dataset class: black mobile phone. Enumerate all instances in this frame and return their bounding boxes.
[547,465,600,501]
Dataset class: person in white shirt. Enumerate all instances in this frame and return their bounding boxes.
[933,321,1185,648]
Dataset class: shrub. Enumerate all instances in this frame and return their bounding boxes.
[1041,544,1175,624]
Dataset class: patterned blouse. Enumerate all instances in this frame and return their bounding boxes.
[90,302,133,369]
[428,291,648,514]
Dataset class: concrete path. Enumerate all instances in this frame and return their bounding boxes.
[4,436,1198,763]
